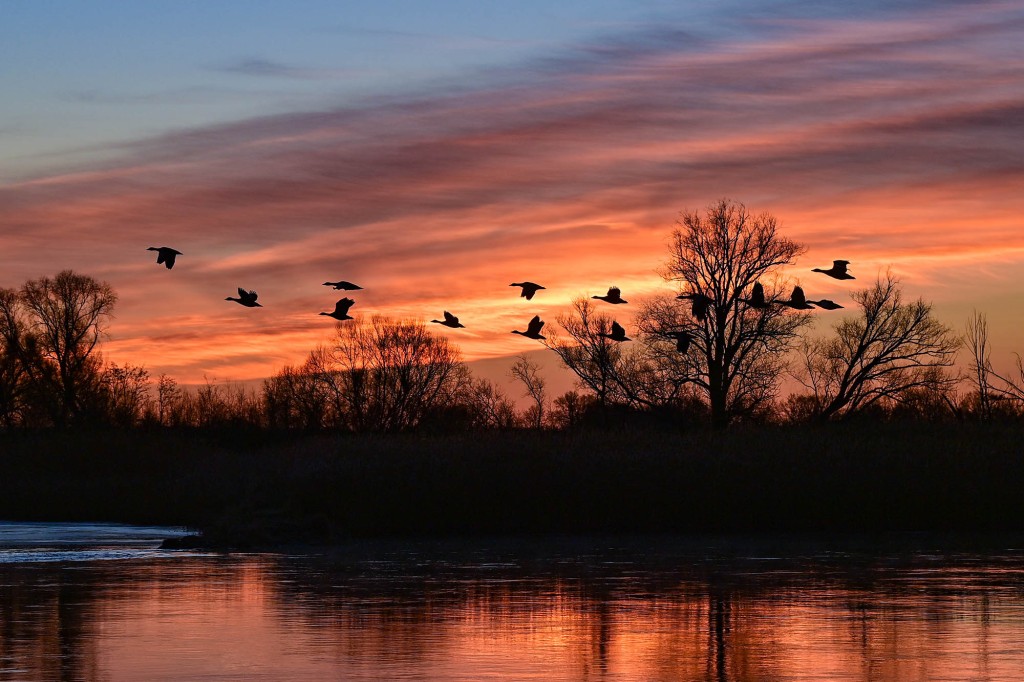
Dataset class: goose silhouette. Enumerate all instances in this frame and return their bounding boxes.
[431,311,465,328]
[807,298,844,310]
[510,282,546,300]
[323,281,363,291]
[781,286,814,310]
[677,292,713,321]
[147,246,181,269]
[592,287,627,304]
[512,315,546,340]
[320,298,354,320]
[664,330,692,353]
[226,288,262,307]
[740,282,771,309]
[812,260,854,280]
[598,321,630,342]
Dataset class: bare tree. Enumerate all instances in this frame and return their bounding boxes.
[797,272,960,420]
[640,199,810,427]
[18,270,117,426]
[327,315,468,432]
[509,354,548,428]
[963,311,994,420]
[99,363,151,426]
[549,298,678,410]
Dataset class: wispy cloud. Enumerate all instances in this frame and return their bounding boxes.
[3,0,1023,381]
[210,57,360,80]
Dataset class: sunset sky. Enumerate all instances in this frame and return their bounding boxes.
[2,0,1022,390]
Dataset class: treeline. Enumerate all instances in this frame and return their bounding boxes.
[3,201,1024,433]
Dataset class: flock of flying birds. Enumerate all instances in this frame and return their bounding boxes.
[146,245,854,354]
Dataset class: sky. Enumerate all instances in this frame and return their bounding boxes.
[2,0,1023,391]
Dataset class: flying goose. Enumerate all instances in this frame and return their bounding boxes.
[663,330,693,353]
[812,260,854,280]
[677,292,713,321]
[511,315,546,340]
[781,286,814,310]
[598,321,630,342]
[740,282,771,309]
[806,298,844,310]
[431,311,465,328]
[320,298,355,320]
[147,246,181,270]
[510,281,546,300]
[323,281,363,290]
[226,288,262,307]
[592,286,627,304]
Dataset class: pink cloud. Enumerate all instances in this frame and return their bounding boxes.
[2,1,1022,382]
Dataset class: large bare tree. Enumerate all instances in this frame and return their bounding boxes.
[640,199,810,427]
[2,271,117,426]
[797,272,960,420]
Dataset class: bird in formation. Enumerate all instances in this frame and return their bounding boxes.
[599,321,630,343]
[320,298,355,321]
[812,260,854,280]
[781,285,814,310]
[740,282,771,309]
[431,311,465,328]
[592,286,627,304]
[512,315,546,340]
[226,288,262,307]
[677,292,713,321]
[663,330,692,354]
[806,298,844,310]
[147,246,181,270]
[323,281,363,291]
[510,281,546,300]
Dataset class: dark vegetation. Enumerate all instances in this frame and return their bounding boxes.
[2,423,1024,546]
[3,201,1024,544]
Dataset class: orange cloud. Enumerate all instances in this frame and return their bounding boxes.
[2,2,1022,383]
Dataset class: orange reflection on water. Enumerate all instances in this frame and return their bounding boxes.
[3,552,1024,680]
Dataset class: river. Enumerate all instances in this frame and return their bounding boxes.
[2,522,1024,680]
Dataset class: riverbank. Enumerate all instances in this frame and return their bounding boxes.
[2,423,1022,547]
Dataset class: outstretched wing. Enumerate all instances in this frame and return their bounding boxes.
[608,287,620,298]
[752,282,764,303]
[611,321,625,337]
[335,298,354,316]
[790,286,806,306]
[527,315,544,335]
[443,311,458,324]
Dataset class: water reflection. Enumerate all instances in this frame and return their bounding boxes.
[2,533,1024,680]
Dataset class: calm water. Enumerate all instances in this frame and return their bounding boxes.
[2,523,1024,681]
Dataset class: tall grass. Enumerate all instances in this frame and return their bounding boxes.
[1,423,1022,545]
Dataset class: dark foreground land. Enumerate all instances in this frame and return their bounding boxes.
[1,423,1022,547]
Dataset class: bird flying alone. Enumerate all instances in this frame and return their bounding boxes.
[511,315,546,340]
[592,287,627,304]
[320,298,355,321]
[599,321,631,343]
[431,311,465,328]
[226,288,262,307]
[147,246,181,269]
[510,281,546,300]
[323,281,363,291]
[812,260,855,280]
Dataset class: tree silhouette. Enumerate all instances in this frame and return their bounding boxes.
[639,199,810,428]
[797,272,960,420]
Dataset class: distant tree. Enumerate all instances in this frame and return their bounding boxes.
[509,354,548,429]
[17,270,117,426]
[963,311,995,420]
[98,363,151,427]
[326,316,468,432]
[797,273,960,420]
[639,199,810,427]
[549,298,684,411]
[462,378,518,430]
